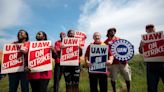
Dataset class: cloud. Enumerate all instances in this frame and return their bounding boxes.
[77,0,164,53]
[0,0,31,49]
[64,4,68,8]
[0,0,31,31]
[0,31,16,49]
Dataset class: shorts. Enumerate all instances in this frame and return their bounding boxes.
[63,66,80,85]
[110,64,131,81]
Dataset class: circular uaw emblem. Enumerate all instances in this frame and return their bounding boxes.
[111,39,134,62]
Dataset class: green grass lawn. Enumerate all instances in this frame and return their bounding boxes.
[0,54,164,92]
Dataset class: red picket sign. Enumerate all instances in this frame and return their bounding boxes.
[142,31,164,62]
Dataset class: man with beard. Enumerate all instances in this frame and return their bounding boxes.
[104,28,131,92]
[85,32,113,92]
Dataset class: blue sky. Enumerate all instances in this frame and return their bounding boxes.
[0,0,164,53]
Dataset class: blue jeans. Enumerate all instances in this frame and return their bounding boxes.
[8,72,29,92]
[146,63,164,92]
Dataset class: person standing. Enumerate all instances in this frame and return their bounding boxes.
[52,32,66,92]
[21,31,52,92]
[104,28,131,92]
[139,24,164,92]
[85,32,113,92]
[62,29,83,92]
[8,29,29,92]
[0,50,3,80]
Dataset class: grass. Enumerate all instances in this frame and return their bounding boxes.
[0,54,164,92]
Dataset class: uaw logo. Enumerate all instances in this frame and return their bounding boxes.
[111,39,134,62]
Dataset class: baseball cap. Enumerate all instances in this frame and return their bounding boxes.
[107,27,116,33]
[146,24,154,29]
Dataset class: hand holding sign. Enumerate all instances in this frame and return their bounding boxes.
[89,45,108,73]
[28,41,52,72]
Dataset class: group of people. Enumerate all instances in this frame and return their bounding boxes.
[8,30,52,92]
[0,24,164,92]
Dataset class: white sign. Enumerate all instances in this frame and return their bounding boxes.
[1,43,24,74]
[89,45,108,73]
[28,41,52,72]
[60,38,79,66]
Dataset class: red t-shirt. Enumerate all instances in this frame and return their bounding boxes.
[104,36,128,64]
[85,41,112,75]
[22,41,52,80]
[85,41,112,61]
[53,40,62,63]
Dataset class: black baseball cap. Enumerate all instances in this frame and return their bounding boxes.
[146,24,154,29]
